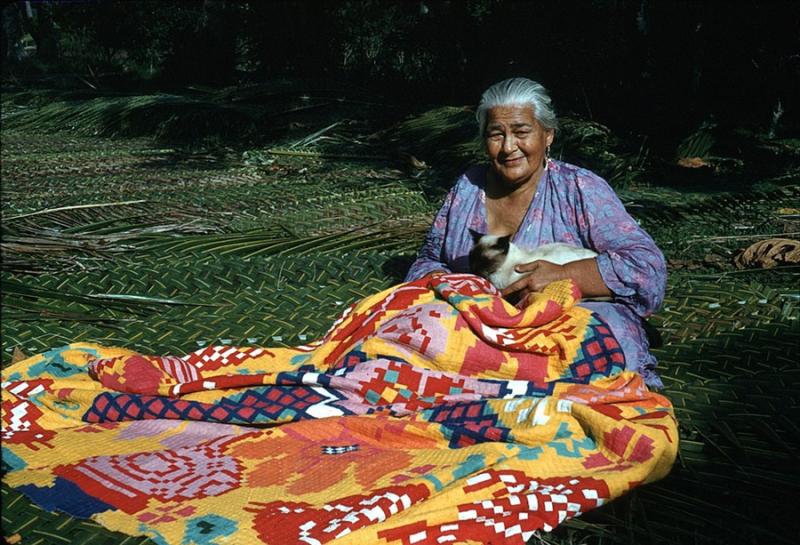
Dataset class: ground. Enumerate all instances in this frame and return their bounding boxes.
[1,86,799,544]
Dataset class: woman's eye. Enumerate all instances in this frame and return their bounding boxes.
[515,131,531,137]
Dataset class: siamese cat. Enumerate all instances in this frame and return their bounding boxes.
[468,231,660,344]
[468,231,599,291]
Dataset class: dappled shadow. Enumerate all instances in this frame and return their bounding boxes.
[380,254,416,283]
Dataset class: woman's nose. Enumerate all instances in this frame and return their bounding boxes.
[502,134,517,153]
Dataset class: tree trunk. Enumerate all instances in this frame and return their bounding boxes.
[1,3,26,67]
[24,1,60,64]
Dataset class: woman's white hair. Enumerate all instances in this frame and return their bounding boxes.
[476,77,558,136]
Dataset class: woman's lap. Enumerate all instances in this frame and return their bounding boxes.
[578,300,663,388]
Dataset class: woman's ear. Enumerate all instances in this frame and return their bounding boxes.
[545,128,555,147]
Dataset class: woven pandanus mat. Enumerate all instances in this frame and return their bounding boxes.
[0,132,137,154]
[1,252,405,364]
[624,272,800,544]
[2,486,154,545]
[621,184,800,228]
[2,129,433,233]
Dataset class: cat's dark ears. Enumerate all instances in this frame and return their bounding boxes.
[469,229,510,249]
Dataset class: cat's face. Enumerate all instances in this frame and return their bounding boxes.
[468,231,511,279]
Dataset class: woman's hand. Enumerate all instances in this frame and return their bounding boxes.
[500,260,567,301]
[501,258,613,301]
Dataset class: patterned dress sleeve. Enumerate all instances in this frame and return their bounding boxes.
[573,170,667,317]
[404,186,456,282]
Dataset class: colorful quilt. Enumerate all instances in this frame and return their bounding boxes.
[1,274,678,545]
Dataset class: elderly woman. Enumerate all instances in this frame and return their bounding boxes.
[405,77,667,388]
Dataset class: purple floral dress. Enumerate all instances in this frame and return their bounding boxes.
[405,160,667,387]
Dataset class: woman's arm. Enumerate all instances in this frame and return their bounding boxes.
[404,188,456,282]
[573,170,666,316]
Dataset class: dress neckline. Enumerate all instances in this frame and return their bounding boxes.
[479,161,549,242]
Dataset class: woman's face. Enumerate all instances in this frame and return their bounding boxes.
[484,105,554,187]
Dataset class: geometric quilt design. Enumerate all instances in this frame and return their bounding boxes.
[2,275,677,545]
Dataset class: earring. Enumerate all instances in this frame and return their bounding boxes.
[542,145,551,168]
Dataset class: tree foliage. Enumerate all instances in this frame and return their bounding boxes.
[1,0,797,141]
